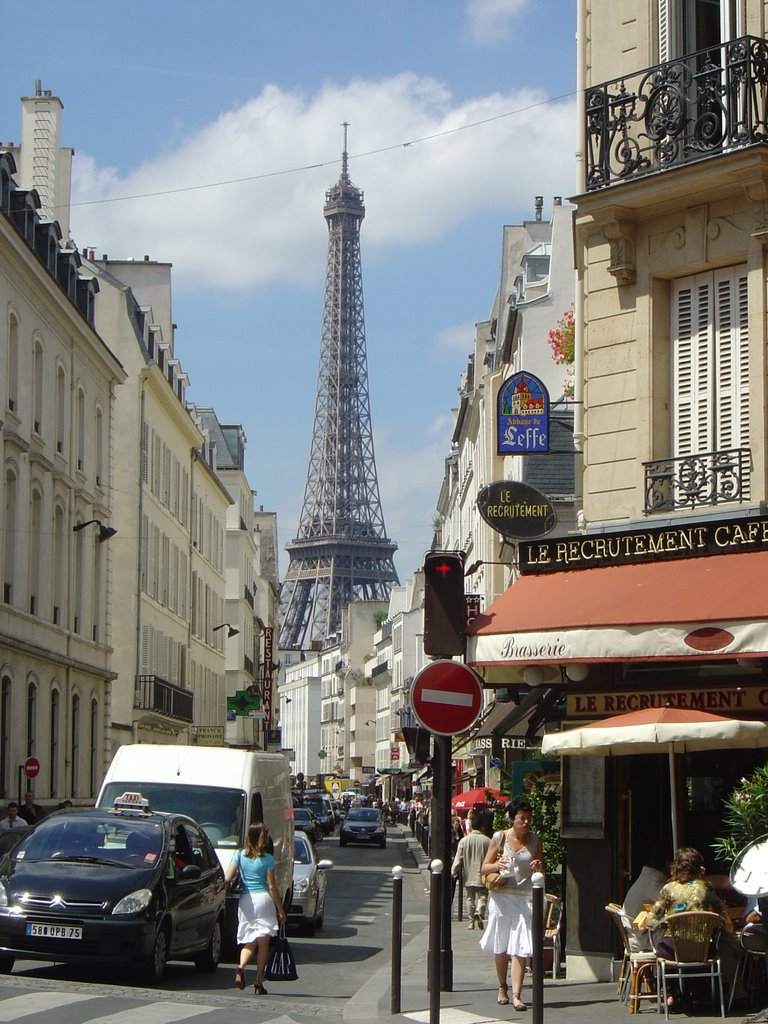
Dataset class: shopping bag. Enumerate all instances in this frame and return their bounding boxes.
[264,926,298,981]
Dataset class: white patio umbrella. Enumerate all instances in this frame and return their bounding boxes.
[541,707,768,850]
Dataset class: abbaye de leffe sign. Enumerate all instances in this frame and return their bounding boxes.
[477,480,557,540]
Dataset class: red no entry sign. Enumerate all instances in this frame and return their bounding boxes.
[410,661,483,736]
[23,757,40,779]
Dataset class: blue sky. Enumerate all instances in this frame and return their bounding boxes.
[1,0,577,582]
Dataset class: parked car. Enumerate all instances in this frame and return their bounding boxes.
[293,807,323,844]
[288,833,333,936]
[339,807,387,848]
[0,828,30,858]
[0,792,226,983]
[303,796,334,835]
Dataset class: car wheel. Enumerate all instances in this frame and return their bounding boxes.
[0,957,14,974]
[144,924,169,983]
[195,915,223,971]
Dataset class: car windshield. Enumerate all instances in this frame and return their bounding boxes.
[346,809,380,822]
[14,814,163,865]
[99,781,244,847]
[294,837,312,864]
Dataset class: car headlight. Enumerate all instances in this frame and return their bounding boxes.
[112,888,153,915]
[294,878,309,895]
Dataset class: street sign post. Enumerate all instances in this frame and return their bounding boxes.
[410,661,483,736]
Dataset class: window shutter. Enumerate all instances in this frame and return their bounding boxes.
[658,0,671,62]
[712,268,749,450]
[672,274,714,456]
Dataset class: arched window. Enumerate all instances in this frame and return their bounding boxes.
[76,388,85,473]
[52,503,66,626]
[26,681,37,759]
[29,487,42,617]
[6,312,18,414]
[3,467,17,605]
[70,694,80,796]
[49,689,60,798]
[95,406,104,488]
[73,522,84,634]
[32,338,43,435]
[89,698,98,799]
[92,537,102,643]
[0,675,9,797]
[56,364,66,455]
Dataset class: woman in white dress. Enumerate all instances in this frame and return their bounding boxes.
[480,797,544,1011]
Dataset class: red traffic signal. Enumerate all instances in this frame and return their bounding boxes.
[423,550,466,657]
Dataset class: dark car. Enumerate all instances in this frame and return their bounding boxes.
[339,807,387,848]
[0,792,225,983]
[293,807,323,844]
[303,796,334,835]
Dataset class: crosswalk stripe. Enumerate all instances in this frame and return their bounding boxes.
[81,1003,216,1024]
[0,992,99,1019]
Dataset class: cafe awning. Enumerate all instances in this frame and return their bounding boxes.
[466,550,768,667]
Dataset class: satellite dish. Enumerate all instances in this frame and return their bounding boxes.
[730,834,768,896]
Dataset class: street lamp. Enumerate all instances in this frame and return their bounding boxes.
[213,623,239,638]
[72,519,117,542]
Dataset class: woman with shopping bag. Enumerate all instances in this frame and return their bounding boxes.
[225,822,286,995]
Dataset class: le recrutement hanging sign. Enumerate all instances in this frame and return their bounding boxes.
[477,481,557,540]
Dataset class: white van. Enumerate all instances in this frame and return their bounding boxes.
[97,745,294,945]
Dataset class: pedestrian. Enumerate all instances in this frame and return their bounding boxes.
[0,803,25,831]
[480,796,544,1012]
[225,822,286,995]
[621,846,668,951]
[452,809,492,929]
[18,791,43,825]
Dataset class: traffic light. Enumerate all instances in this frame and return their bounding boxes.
[423,550,466,656]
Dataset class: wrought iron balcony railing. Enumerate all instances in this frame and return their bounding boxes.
[586,36,768,191]
[136,674,194,722]
[643,448,750,513]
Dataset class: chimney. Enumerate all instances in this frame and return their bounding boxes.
[554,196,562,206]
[534,196,543,221]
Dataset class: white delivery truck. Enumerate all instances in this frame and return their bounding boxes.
[97,744,294,947]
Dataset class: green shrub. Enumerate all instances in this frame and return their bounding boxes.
[712,764,768,863]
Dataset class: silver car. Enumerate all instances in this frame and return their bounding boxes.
[288,833,333,936]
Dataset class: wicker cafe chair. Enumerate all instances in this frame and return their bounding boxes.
[544,894,563,979]
[605,904,658,1013]
[657,911,725,1021]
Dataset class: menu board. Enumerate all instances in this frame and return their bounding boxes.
[562,756,605,838]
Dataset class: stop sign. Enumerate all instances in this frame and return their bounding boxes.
[23,757,40,779]
[410,661,483,736]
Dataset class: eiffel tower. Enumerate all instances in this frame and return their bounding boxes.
[280,126,399,650]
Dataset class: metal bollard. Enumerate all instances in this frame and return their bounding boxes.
[428,858,443,1024]
[531,871,545,1024]
[391,865,403,1014]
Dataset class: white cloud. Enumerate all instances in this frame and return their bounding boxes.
[433,321,477,355]
[70,73,576,294]
[465,0,530,43]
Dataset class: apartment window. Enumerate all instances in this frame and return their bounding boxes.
[3,467,17,605]
[659,0,743,61]
[29,488,42,616]
[73,523,84,633]
[671,267,749,458]
[0,676,9,797]
[26,681,37,759]
[32,339,43,435]
[6,313,18,414]
[76,388,86,472]
[53,504,66,625]
[95,406,104,487]
[90,698,98,799]
[56,364,66,454]
[49,690,59,798]
[70,694,80,796]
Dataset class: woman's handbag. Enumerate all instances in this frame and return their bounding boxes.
[484,832,508,892]
[265,925,299,981]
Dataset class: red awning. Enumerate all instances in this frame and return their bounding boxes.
[466,550,768,666]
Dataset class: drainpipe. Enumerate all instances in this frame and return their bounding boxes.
[134,382,146,740]
[574,0,587,520]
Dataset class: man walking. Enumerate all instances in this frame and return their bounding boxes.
[451,809,492,929]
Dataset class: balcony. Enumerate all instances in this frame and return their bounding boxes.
[135,675,194,723]
[643,448,750,513]
[585,36,768,191]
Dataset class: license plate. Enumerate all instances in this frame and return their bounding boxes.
[25,923,82,940]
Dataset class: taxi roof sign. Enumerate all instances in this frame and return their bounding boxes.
[113,791,150,811]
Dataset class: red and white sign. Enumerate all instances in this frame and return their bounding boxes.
[390,744,400,762]
[410,661,483,736]
[23,757,40,779]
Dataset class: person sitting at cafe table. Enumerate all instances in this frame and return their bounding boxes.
[622,846,668,951]
[641,847,745,1009]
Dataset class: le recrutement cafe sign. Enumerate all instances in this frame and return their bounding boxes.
[477,481,557,540]
[518,514,768,575]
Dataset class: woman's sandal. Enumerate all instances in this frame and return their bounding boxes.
[254,982,268,996]
[512,994,527,1011]
[498,985,510,1005]
[234,968,245,990]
